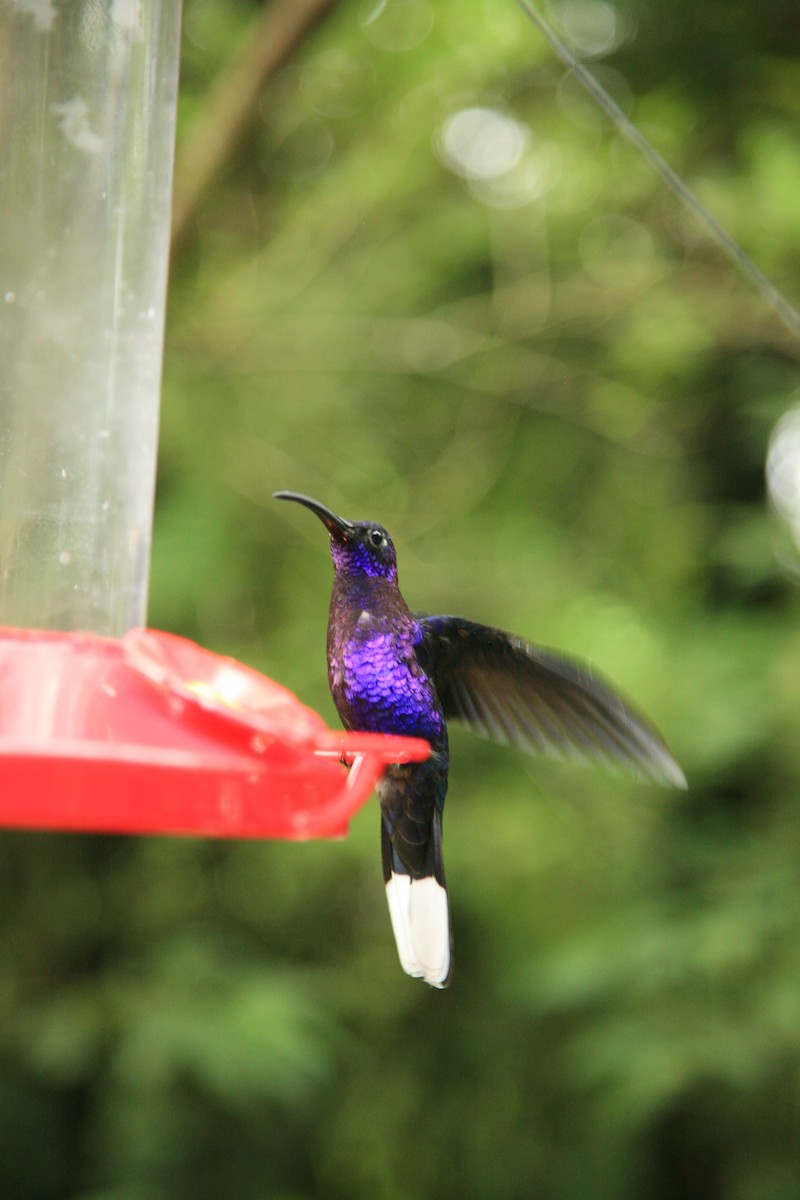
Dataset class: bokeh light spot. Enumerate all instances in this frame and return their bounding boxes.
[301,51,374,119]
[767,403,800,549]
[438,107,530,182]
[550,0,625,58]
[359,0,434,53]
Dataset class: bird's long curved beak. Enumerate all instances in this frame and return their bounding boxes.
[273,491,355,541]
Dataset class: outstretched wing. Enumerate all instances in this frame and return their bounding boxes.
[415,615,685,788]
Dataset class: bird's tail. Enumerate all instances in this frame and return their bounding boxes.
[381,809,452,988]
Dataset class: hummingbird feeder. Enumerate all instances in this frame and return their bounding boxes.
[0,1,427,841]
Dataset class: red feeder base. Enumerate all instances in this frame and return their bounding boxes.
[0,628,429,840]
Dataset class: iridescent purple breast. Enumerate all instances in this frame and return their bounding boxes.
[333,620,445,744]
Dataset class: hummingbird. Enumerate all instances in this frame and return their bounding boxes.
[274,491,685,988]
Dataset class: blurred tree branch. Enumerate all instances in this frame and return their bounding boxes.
[171,0,341,251]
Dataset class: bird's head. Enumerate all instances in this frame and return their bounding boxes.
[274,491,398,581]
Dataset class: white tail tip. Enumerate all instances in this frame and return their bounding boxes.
[385,872,451,988]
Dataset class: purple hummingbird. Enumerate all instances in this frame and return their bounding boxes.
[274,492,685,988]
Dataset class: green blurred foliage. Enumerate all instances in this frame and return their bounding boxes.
[4,0,800,1196]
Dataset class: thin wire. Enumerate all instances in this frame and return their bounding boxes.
[516,0,800,342]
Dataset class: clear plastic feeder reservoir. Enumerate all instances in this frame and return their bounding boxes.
[0,0,183,634]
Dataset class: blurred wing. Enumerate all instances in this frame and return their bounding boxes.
[416,616,686,788]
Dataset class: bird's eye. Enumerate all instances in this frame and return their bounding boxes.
[369,529,385,548]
